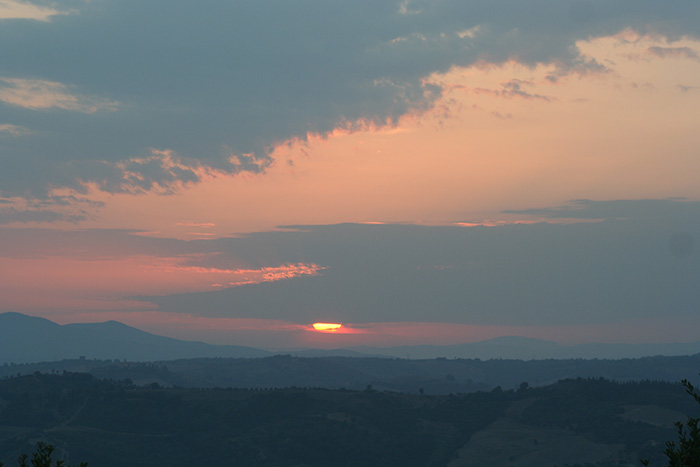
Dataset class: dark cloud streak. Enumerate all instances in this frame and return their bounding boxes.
[1,199,698,326]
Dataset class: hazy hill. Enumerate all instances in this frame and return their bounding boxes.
[4,312,700,365]
[352,335,700,360]
[155,353,700,393]
[3,353,700,396]
[0,312,270,364]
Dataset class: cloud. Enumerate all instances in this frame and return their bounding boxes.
[3,198,699,326]
[192,263,325,287]
[0,123,30,136]
[0,193,102,224]
[503,198,700,220]
[1,148,207,199]
[108,151,204,194]
[101,199,698,327]
[0,77,118,113]
[647,46,699,61]
[472,79,555,101]
[676,84,696,93]
[624,45,700,62]
[0,206,88,224]
[0,0,67,22]
[1,0,700,198]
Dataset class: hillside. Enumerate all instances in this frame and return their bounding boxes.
[3,354,700,395]
[0,373,696,466]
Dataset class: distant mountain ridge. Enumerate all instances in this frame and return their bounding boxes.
[351,336,700,360]
[3,312,700,364]
[0,312,270,364]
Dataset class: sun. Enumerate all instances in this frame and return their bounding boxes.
[312,322,343,332]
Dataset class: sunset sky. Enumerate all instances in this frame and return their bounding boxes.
[1,0,699,349]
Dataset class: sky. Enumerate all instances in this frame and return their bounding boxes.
[1,0,699,349]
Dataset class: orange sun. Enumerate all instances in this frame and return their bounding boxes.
[312,322,343,332]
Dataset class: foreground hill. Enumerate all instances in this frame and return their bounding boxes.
[0,373,696,466]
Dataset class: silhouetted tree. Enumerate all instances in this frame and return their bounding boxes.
[0,442,87,467]
[642,377,700,466]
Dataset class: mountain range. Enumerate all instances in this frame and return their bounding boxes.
[0,312,270,364]
[3,312,700,364]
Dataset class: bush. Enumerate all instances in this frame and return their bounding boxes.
[0,442,87,467]
[642,377,700,466]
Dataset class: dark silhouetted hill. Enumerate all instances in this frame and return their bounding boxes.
[0,372,696,466]
[3,353,700,397]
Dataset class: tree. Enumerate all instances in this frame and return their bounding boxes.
[0,442,87,467]
[642,377,700,466]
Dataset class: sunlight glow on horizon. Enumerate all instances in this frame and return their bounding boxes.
[312,323,343,332]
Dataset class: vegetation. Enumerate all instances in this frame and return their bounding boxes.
[642,377,700,466]
[5,354,700,395]
[1,371,696,466]
[0,442,86,467]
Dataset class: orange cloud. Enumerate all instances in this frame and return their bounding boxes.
[143,261,324,286]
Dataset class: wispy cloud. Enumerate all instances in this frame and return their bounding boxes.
[108,150,203,194]
[0,77,118,113]
[0,206,88,224]
[0,123,30,136]
[148,262,326,288]
[0,0,67,22]
[0,194,101,225]
[624,45,700,62]
[503,198,700,220]
[647,46,699,61]
[472,79,555,101]
[676,84,696,93]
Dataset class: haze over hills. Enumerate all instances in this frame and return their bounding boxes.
[351,337,700,360]
[3,312,700,397]
[3,312,700,364]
